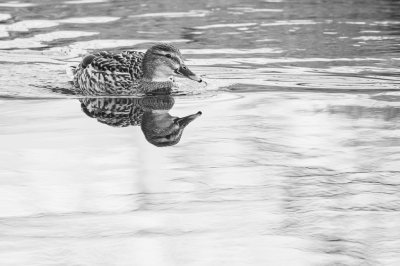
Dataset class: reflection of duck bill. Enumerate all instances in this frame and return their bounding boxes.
[175,111,202,127]
[174,65,202,83]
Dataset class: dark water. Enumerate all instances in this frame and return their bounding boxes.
[1,0,400,265]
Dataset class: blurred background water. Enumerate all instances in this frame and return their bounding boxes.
[1,0,400,265]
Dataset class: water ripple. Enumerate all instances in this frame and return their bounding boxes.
[0,2,35,7]
[63,39,188,54]
[194,23,257,29]
[130,10,210,18]
[0,31,99,49]
[180,48,283,54]
[0,13,11,21]
[0,17,119,39]
[64,0,108,4]
[261,20,321,26]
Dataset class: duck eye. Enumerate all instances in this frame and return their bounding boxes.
[165,54,172,58]
[165,134,171,139]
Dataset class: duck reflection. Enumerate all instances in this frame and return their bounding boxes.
[79,95,201,147]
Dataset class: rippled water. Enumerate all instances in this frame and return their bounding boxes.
[1,0,400,265]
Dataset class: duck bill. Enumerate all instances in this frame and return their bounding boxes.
[176,111,202,127]
[175,65,202,83]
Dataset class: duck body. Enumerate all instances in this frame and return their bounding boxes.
[73,50,144,95]
[71,43,202,96]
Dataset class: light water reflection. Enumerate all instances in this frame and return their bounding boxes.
[1,91,400,265]
[80,95,202,147]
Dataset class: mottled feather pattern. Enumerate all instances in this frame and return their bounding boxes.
[73,51,145,96]
[79,98,144,127]
[71,44,200,96]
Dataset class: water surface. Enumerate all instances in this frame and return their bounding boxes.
[1,0,400,265]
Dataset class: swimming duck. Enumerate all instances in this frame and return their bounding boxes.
[79,95,202,147]
[71,43,202,95]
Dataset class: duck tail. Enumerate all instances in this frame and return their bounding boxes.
[65,65,77,81]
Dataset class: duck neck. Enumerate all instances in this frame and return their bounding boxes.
[140,57,174,93]
[139,79,174,94]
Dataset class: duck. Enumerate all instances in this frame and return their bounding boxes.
[79,95,202,147]
[70,43,202,96]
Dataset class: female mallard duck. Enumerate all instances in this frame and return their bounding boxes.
[71,43,202,95]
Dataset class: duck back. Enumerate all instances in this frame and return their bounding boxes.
[73,50,145,96]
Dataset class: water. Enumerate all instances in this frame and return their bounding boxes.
[1,0,400,265]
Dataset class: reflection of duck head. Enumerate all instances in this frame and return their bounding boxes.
[141,96,202,147]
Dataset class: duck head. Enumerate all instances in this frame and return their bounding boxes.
[141,95,202,147]
[142,43,202,83]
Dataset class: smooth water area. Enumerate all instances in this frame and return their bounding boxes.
[1,0,400,265]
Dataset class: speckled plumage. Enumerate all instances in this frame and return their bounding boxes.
[78,95,175,128]
[79,97,145,127]
[71,44,201,96]
[73,50,145,96]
